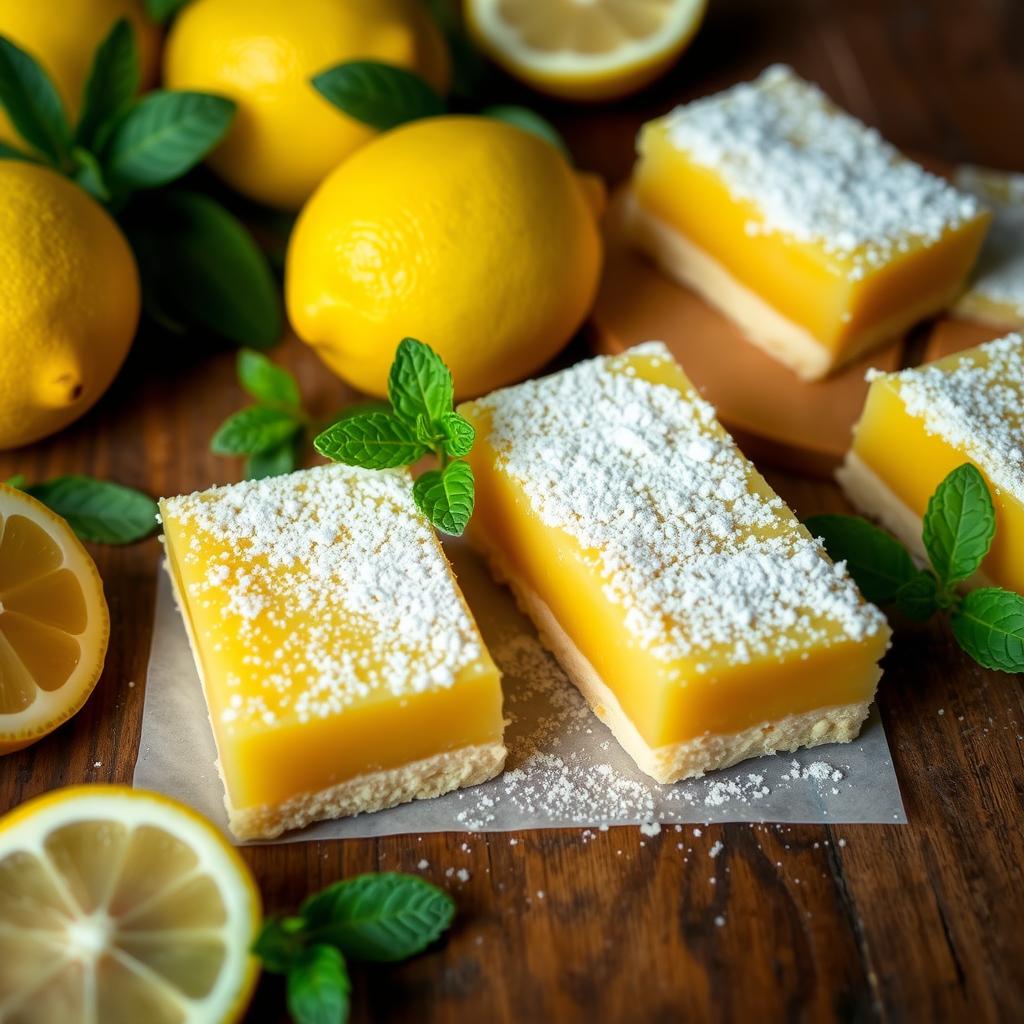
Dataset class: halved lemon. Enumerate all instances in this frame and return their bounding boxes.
[0,483,109,754]
[0,785,261,1023]
[465,0,707,101]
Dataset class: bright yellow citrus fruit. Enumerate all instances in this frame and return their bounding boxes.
[163,0,451,210]
[286,115,604,399]
[0,162,140,451]
[465,0,706,101]
[0,785,261,1022]
[0,0,161,146]
[0,483,109,755]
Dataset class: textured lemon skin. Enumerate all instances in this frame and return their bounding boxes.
[0,164,140,450]
[286,116,604,400]
[0,0,160,144]
[163,0,450,210]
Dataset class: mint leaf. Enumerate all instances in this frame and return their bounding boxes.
[413,460,474,536]
[951,587,1024,673]
[287,945,350,1024]
[922,463,995,589]
[483,105,569,157]
[893,571,940,621]
[72,147,110,202]
[144,0,190,23]
[238,350,301,408]
[103,90,235,191]
[439,412,474,457]
[124,189,281,348]
[211,406,301,456]
[805,514,918,605]
[4,474,27,489]
[75,17,139,151]
[246,440,298,481]
[0,35,71,166]
[314,413,425,469]
[22,476,157,544]
[0,140,38,162]
[387,338,453,427]
[301,873,455,963]
[311,61,445,130]
[252,915,306,974]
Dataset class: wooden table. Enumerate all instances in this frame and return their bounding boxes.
[3,1,1022,1020]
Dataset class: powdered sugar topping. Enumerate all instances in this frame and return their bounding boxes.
[657,65,982,278]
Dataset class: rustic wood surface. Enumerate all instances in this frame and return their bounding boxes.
[2,1,1023,1020]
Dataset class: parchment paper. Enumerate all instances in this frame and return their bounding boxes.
[134,539,905,843]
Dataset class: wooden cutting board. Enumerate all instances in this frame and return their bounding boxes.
[590,185,1005,478]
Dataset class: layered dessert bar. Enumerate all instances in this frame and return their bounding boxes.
[627,65,990,380]
[953,166,1024,329]
[459,343,890,783]
[160,466,506,840]
[838,333,1024,594]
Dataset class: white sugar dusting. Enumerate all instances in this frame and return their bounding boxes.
[656,65,982,277]
[473,343,885,666]
[161,465,484,730]
[876,333,1024,501]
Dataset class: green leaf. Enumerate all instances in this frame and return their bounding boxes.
[4,474,27,489]
[387,338,454,428]
[238,350,301,408]
[211,406,301,456]
[75,17,139,151]
[252,915,306,974]
[805,514,919,606]
[287,945,351,1024]
[246,440,298,480]
[125,190,281,348]
[893,571,940,622]
[144,0,191,23]
[0,35,71,165]
[412,460,474,536]
[0,140,38,162]
[22,476,157,544]
[72,147,110,202]
[300,873,456,963]
[483,105,569,157]
[103,90,235,191]
[922,463,996,590]
[311,60,445,130]
[951,587,1024,673]
[439,411,474,457]
[314,413,425,470]
[421,0,483,98]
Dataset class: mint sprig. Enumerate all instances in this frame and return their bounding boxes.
[210,350,308,480]
[253,872,454,1024]
[4,475,158,544]
[0,21,281,351]
[315,338,476,536]
[808,462,1024,674]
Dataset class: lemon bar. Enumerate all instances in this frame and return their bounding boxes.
[838,333,1024,594]
[459,343,890,783]
[953,166,1024,329]
[160,467,506,840]
[627,65,990,380]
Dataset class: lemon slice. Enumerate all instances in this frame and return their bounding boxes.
[0,785,261,1023]
[0,483,109,755]
[465,0,706,100]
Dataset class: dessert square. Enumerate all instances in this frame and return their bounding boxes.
[160,466,506,840]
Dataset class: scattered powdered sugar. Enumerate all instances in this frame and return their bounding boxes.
[656,65,982,278]
[473,343,885,667]
[708,839,724,858]
[160,465,484,731]
[955,166,1024,318]
[875,333,1024,501]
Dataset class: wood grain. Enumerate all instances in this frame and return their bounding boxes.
[2,1,1023,1020]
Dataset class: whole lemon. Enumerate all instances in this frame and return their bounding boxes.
[286,116,604,400]
[0,0,160,145]
[163,0,450,210]
[0,163,140,450]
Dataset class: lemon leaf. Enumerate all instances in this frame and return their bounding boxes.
[72,147,110,203]
[0,35,71,166]
[103,90,235,191]
[311,60,445,130]
[22,476,158,544]
[75,17,139,151]
[483,105,569,157]
[143,0,190,24]
[412,460,474,536]
[0,140,38,163]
